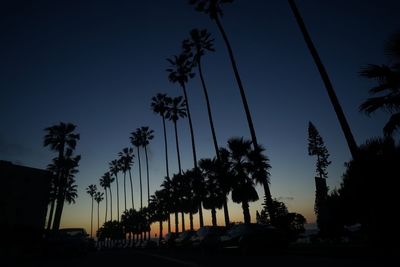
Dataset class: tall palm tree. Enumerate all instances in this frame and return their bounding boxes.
[100,173,109,222]
[109,160,121,221]
[139,126,154,206]
[183,28,220,158]
[288,0,358,158]
[119,147,135,210]
[190,0,271,224]
[86,184,97,238]
[165,96,187,174]
[44,122,80,230]
[94,191,104,237]
[102,172,114,221]
[151,93,173,178]
[227,137,259,224]
[131,130,144,209]
[217,147,232,226]
[190,0,259,148]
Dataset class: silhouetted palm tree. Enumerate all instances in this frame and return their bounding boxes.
[151,93,173,178]
[44,122,80,230]
[109,160,121,221]
[199,158,225,226]
[149,190,169,243]
[183,28,220,158]
[165,96,187,174]
[64,178,78,205]
[288,0,358,158]
[86,184,97,238]
[94,191,104,237]
[217,147,232,226]
[139,127,154,206]
[360,64,400,136]
[190,0,272,224]
[100,173,109,222]
[119,147,135,210]
[131,129,144,209]
[227,137,259,224]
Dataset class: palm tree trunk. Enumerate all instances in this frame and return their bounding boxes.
[173,121,182,174]
[197,57,220,158]
[288,0,358,159]
[109,186,113,221]
[242,201,251,224]
[198,203,204,228]
[90,197,94,238]
[167,214,171,233]
[52,173,67,231]
[123,171,127,212]
[137,147,143,209]
[262,181,276,224]
[46,199,56,231]
[223,199,230,226]
[144,145,150,206]
[181,212,186,232]
[128,169,134,210]
[214,15,258,148]
[175,212,179,233]
[159,220,163,244]
[180,83,198,167]
[211,208,217,226]
[97,201,100,238]
[162,116,170,178]
[115,173,120,221]
[189,211,194,231]
[104,188,108,223]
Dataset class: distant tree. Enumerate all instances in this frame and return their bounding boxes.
[308,121,331,235]
[139,126,154,207]
[86,184,97,238]
[161,176,174,233]
[148,190,169,243]
[360,32,400,137]
[130,130,144,209]
[151,93,172,178]
[94,191,104,237]
[118,147,135,211]
[109,160,121,221]
[99,173,110,222]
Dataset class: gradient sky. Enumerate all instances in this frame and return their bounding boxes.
[1,0,399,235]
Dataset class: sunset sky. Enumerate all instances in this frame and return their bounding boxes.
[1,0,399,235]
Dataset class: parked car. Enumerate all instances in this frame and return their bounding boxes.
[191,226,226,249]
[159,232,180,248]
[174,230,196,248]
[45,228,94,255]
[219,224,288,254]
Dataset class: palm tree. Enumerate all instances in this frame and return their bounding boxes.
[109,160,121,221]
[139,126,154,206]
[102,172,115,221]
[217,147,232,226]
[119,147,135,210]
[151,93,173,178]
[130,129,144,209]
[190,1,259,148]
[99,173,109,223]
[149,190,169,243]
[44,122,80,230]
[94,191,104,237]
[183,28,220,158]
[227,137,259,224]
[359,31,400,137]
[165,96,187,174]
[86,184,97,238]
[199,158,225,226]
[190,0,270,224]
[288,0,358,158]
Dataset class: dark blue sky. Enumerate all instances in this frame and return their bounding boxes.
[1,0,399,229]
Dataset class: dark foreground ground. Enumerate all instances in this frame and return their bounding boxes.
[3,246,398,267]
